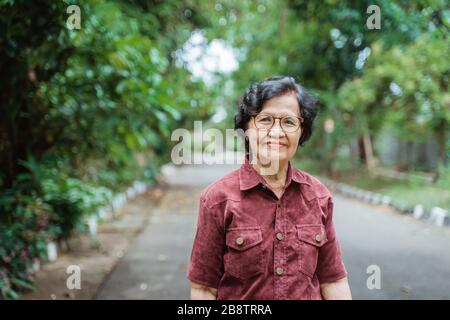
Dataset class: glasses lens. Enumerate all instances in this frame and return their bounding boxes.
[281,116,300,132]
[254,114,273,129]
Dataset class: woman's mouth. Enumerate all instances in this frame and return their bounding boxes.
[266,141,286,149]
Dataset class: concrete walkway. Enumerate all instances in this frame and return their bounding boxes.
[95,163,450,299]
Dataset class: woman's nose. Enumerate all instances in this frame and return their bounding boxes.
[269,119,285,136]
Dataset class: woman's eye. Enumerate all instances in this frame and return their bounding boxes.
[258,116,272,124]
[283,117,297,126]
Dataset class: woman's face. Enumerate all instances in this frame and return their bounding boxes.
[247,92,302,172]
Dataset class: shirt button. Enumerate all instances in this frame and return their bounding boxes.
[276,267,284,275]
[315,234,322,242]
[276,232,284,241]
[236,237,244,245]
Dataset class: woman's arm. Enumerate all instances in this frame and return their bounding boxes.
[190,281,218,300]
[320,277,352,300]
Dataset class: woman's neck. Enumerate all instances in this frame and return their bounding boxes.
[252,159,289,188]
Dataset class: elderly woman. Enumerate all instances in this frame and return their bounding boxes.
[187,76,351,300]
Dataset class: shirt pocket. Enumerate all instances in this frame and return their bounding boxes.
[224,226,264,280]
[295,224,328,278]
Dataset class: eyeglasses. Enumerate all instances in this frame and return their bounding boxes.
[253,113,304,133]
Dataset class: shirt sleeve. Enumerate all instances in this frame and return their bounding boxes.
[316,196,348,284]
[186,196,225,289]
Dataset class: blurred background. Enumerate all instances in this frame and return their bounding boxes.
[0,0,449,300]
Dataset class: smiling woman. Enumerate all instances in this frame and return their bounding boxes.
[186,76,352,300]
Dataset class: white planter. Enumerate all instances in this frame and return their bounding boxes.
[134,181,147,194]
[127,187,137,199]
[381,196,391,205]
[46,241,58,262]
[430,207,447,227]
[363,192,372,202]
[32,258,40,272]
[98,207,109,219]
[87,216,98,236]
[117,193,127,207]
[413,204,424,219]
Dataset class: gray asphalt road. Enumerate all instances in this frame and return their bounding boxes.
[95,163,450,300]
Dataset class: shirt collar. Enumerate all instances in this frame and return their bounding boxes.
[239,156,311,191]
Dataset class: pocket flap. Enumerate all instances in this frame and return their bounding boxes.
[226,227,263,251]
[296,224,327,247]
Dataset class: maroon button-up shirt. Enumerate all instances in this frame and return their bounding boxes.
[186,159,348,300]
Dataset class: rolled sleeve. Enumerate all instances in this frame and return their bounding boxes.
[316,197,348,284]
[186,196,225,289]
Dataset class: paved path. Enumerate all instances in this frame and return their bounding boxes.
[96,163,450,299]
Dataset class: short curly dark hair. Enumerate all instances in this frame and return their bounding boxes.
[234,75,319,153]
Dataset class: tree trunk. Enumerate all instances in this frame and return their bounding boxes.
[362,133,375,172]
[434,121,448,182]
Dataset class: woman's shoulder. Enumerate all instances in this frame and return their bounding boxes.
[292,167,332,201]
[200,168,241,208]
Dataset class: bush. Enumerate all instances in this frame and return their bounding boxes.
[0,0,213,299]
[0,157,115,299]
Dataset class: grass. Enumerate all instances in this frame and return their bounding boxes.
[293,157,450,210]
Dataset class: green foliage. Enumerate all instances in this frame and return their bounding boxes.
[206,0,448,173]
[0,0,213,298]
[338,31,449,163]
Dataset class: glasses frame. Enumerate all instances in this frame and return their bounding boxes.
[252,113,304,133]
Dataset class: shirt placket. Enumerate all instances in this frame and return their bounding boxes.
[273,197,286,300]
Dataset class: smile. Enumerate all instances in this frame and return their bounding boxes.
[266,142,287,149]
